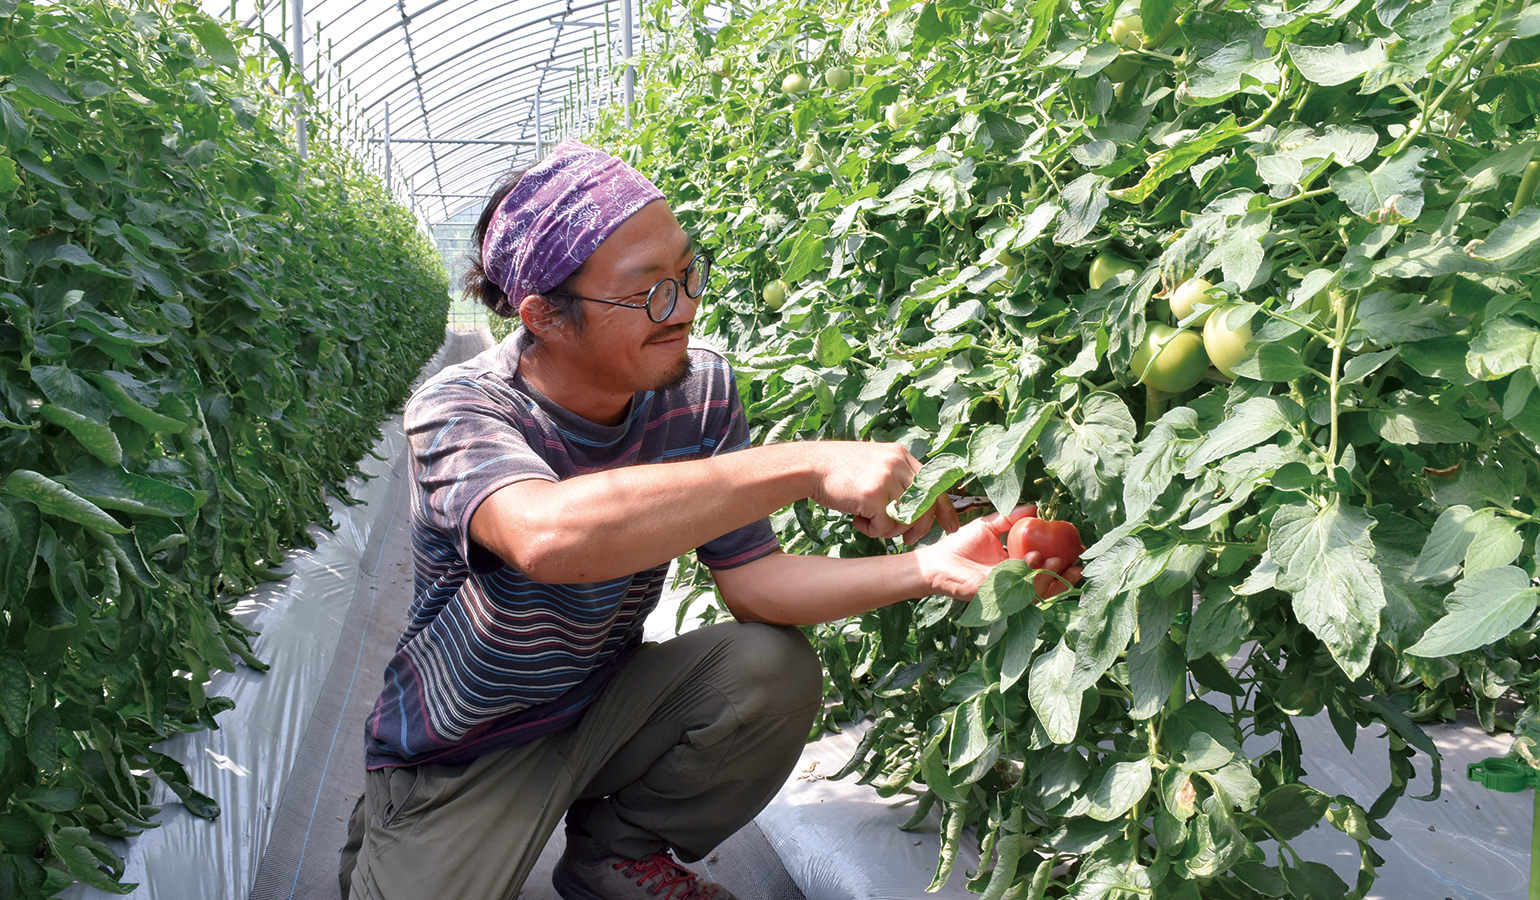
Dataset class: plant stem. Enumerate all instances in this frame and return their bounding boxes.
[1326,290,1347,467]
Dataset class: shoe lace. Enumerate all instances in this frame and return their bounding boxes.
[614,853,716,900]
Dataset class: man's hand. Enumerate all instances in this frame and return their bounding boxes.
[806,441,923,540]
[914,504,1084,601]
[803,442,966,545]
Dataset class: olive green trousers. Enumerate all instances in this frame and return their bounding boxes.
[339,621,822,900]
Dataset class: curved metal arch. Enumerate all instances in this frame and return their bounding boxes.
[412,41,601,119]
[218,0,645,226]
[355,13,604,118]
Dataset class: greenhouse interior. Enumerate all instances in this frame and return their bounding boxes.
[4,0,1540,897]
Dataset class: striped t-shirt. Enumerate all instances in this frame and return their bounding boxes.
[363,332,779,769]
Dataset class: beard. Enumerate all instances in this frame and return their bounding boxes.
[645,324,693,392]
[651,352,692,392]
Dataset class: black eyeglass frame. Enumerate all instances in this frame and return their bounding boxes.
[550,250,713,323]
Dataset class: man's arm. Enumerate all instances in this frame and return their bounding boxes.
[469,440,931,583]
[709,506,1078,626]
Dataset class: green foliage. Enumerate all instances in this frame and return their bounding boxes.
[0,0,447,893]
[589,0,1540,895]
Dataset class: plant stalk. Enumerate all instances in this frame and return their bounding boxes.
[1325,290,1349,467]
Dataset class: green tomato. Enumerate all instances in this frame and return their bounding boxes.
[1169,277,1216,325]
[1103,53,1141,83]
[987,265,1020,294]
[981,9,1013,33]
[884,99,910,130]
[1202,305,1253,378]
[824,66,853,91]
[781,72,810,94]
[762,279,790,309]
[1131,323,1209,393]
[793,140,822,171]
[1088,252,1140,290]
[1109,14,1144,49]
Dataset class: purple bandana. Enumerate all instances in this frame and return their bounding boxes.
[482,139,665,307]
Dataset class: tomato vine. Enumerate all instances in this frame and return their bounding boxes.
[584,0,1540,896]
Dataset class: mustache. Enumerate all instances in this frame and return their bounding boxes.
[648,324,691,343]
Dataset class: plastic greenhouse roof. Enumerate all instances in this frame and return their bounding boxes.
[211,0,647,228]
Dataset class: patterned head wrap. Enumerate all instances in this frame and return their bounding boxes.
[481,139,665,307]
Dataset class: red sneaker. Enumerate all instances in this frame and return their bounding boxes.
[553,850,737,900]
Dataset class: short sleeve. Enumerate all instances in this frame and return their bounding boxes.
[692,365,780,569]
[405,376,557,571]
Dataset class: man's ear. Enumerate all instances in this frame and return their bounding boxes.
[518,294,566,339]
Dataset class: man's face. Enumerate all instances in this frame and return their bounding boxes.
[554,199,697,394]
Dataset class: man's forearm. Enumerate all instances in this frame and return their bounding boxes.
[712,550,937,625]
[473,443,821,583]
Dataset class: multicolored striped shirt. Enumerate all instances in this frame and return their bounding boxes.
[364,333,779,769]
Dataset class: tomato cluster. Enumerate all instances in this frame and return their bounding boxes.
[1089,251,1256,394]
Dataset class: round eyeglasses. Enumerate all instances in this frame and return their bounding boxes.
[556,251,712,323]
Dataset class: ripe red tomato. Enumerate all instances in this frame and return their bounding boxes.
[1006,516,1084,563]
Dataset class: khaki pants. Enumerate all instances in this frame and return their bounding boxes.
[339,622,822,900]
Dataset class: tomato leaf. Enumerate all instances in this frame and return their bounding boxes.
[1361,397,1479,445]
[1350,290,1459,346]
[1053,173,1109,246]
[1028,641,1080,743]
[1084,757,1153,821]
[959,560,1037,626]
[1110,116,1241,204]
[1466,315,1540,380]
[1408,566,1540,657]
[1039,392,1136,526]
[0,653,30,737]
[891,452,965,523]
[1285,40,1390,87]
[1166,700,1240,772]
[1269,499,1386,679]
[1188,41,1282,102]
[1256,784,1331,840]
[1124,407,1201,523]
[1183,396,1301,475]
[1328,149,1429,223]
[966,401,1052,514]
[1127,638,1183,720]
[998,606,1043,690]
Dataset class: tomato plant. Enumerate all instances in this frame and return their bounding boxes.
[0,3,446,893]
[600,0,1540,896]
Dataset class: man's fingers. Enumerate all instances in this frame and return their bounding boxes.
[855,513,908,540]
[901,511,935,545]
[1034,563,1084,600]
[1022,550,1044,570]
[931,495,961,534]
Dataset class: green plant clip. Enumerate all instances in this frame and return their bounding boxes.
[1466,757,1540,900]
[1468,756,1540,793]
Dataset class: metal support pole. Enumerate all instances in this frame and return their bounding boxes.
[535,92,544,158]
[291,0,307,159]
[384,102,393,191]
[621,0,635,125]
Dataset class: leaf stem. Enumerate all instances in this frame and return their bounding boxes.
[1259,185,1333,213]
